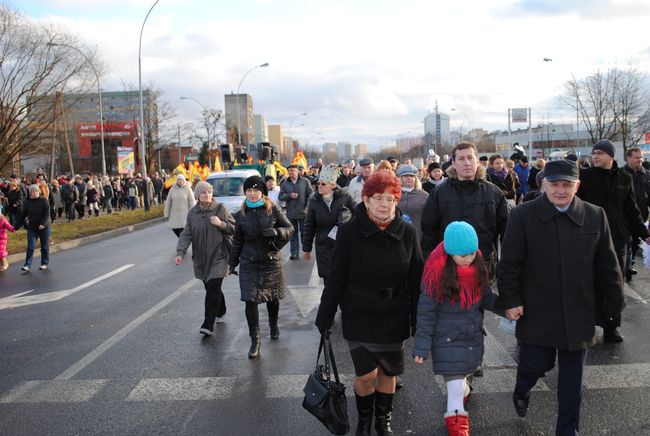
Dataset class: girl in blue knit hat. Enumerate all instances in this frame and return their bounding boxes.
[412,221,504,436]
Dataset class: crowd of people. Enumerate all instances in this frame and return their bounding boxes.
[0,170,169,272]
[170,139,649,436]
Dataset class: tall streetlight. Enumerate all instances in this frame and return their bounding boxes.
[138,0,160,212]
[180,96,212,169]
[288,112,308,139]
[543,57,580,150]
[47,42,106,175]
[451,108,472,136]
[236,63,269,149]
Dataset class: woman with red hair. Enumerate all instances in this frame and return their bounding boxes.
[316,172,424,435]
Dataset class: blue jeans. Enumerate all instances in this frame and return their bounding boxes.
[289,218,305,256]
[25,227,51,268]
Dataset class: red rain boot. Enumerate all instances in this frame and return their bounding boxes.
[444,410,469,436]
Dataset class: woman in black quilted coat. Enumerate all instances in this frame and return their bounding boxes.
[229,176,294,358]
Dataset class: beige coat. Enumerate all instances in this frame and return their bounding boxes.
[164,183,195,229]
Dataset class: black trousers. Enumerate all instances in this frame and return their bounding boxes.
[515,343,587,436]
[172,228,183,238]
[203,278,226,326]
[245,299,279,336]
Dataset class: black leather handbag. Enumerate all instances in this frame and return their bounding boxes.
[302,332,350,435]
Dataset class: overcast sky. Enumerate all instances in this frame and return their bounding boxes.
[15,0,650,150]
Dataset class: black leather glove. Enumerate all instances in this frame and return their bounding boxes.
[262,227,277,237]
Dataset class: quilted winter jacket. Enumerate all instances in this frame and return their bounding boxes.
[413,285,502,376]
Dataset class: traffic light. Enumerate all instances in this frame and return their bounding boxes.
[220,143,234,163]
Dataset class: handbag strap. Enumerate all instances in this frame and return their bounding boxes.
[322,332,341,384]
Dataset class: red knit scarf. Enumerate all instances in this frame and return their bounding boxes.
[422,242,482,309]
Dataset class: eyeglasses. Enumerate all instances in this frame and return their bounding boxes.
[317,182,330,186]
[369,195,396,204]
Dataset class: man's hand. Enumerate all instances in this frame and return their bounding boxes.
[644,236,650,245]
[304,252,312,261]
[506,306,524,321]
[290,192,298,199]
[414,356,424,365]
[174,256,182,265]
[38,225,45,230]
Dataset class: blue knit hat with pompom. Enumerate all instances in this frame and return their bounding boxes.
[443,221,478,256]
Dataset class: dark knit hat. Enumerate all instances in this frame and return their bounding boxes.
[592,139,615,158]
[243,175,268,196]
[427,162,441,173]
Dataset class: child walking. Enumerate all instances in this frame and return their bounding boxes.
[0,212,16,272]
[413,221,503,436]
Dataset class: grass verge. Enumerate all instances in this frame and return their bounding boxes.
[6,205,164,255]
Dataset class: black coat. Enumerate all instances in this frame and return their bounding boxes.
[6,188,23,214]
[229,203,294,303]
[497,194,625,351]
[420,170,509,262]
[577,163,649,251]
[302,189,355,278]
[621,164,650,222]
[17,197,50,231]
[486,171,516,200]
[315,203,424,343]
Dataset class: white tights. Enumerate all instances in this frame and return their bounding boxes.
[446,378,468,413]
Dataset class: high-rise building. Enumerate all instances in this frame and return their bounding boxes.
[268,124,285,154]
[224,93,254,146]
[338,141,352,160]
[355,143,368,157]
[322,143,338,155]
[424,105,450,150]
[254,114,268,144]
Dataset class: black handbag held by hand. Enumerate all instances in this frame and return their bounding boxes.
[302,331,350,435]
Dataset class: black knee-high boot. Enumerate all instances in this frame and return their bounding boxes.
[248,327,261,358]
[374,392,394,435]
[355,392,374,436]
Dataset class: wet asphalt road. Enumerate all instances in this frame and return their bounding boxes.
[1,222,650,435]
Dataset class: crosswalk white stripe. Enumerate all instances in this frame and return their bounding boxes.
[0,379,108,403]
[126,377,236,401]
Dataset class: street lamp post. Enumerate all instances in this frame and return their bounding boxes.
[47,42,106,175]
[287,112,308,140]
[451,108,472,140]
[543,58,580,150]
[180,96,212,169]
[138,0,160,212]
[236,63,269,149]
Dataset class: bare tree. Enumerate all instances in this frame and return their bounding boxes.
[562,67,650,150]
[0,5,96,174]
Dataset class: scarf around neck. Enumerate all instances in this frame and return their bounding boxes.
[421,242,482,309]
[366,209,395,230]
[246,199,265,208]
[487,167,508,181]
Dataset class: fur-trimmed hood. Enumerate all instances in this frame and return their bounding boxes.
[445,165,487,181]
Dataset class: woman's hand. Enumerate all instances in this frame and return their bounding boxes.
[303,252,312,261]
[175,256,182,265]
[414,356,424,365]
[210,215,222,227]
[262,228,277,237]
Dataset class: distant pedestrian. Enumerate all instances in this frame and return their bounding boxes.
[86,182,100,217]
[229,176,294,358]
[61,178,79,222]
[6,181,23,228]
[278,164,313,260]
[348,158,374,205]
[73,175,87,218]
[175,181,236,336]
[126,178,139,210]
[164,174,195,238]
[396,164,429,245]
[514,156,530,203]
[485,154,516,207]
[49,180,63,222]
[422,162,446,194]
[0,212,16,272]
[16,184,51,272]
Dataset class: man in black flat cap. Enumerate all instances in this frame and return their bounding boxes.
[348,158,374,205]
[576,139,650,342]
[498,159,624,436]
[279,164,313,260]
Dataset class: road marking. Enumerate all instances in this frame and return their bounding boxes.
[0,379,108,403]
[126,377,236,401]
[584,363,650,389]
[266,374,356,398]
[624,283,647,304]
[483,329,517,368]
[435,369,549,394]
[0,264,135,310]
[287,261,323,317]
[54,278,199,381]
